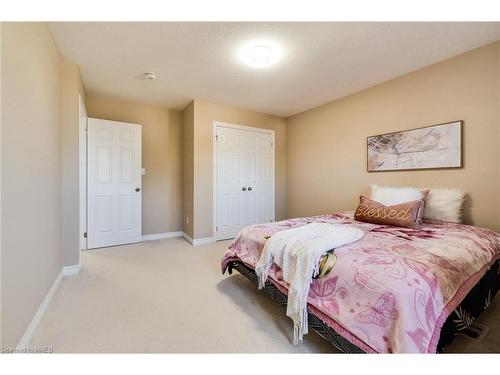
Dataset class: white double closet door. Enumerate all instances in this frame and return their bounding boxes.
[87,118,142,249]
[215,124,275,240]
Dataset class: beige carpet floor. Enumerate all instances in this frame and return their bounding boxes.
[30,237,499,353]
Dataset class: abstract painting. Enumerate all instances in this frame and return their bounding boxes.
[367,121,462,172]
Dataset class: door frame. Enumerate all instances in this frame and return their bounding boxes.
[212,121,275,241]
[78,94,88,256]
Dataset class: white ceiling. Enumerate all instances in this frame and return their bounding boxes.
[49,22,500,117]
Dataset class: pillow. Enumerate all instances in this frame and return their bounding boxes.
[354,195,424,229]
[370,185,429,223]
[370,185,429,205]
[423,188,466,223]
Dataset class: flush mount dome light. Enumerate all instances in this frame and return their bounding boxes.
[239,42,282,68]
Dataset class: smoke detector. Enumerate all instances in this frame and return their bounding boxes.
[142,72,158,80]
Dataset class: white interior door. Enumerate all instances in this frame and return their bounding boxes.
[88,118,142,249]
[215,126,247,240]
[245,131,274,226]
[215,124,274,240]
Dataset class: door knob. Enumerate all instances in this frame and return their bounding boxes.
[135,187,141,192]
[247,186,252,191]
[242,187,247,191]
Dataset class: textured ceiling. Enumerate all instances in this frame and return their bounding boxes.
[49,22,500,117]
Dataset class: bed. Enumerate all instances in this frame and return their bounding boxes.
[221,211,500,353]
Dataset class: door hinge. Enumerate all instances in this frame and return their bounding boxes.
[271,141,274,147]
[83,232,87,238]
[215,134,219,141]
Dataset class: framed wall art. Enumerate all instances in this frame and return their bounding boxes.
[367,120,463,172]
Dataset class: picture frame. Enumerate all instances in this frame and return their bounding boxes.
[367,120,463,172]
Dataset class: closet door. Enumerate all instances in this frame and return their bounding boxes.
[245,131,274,226]
[215,124,275,240]
[215,126,248,240]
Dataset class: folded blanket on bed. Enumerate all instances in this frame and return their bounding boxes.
[255,223,364,344]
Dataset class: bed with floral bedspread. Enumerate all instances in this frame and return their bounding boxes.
[221,212,500,353]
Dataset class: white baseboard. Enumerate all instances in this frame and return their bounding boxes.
[142,231,183,242]
[182,232,216,246]
[62,264,80,277]
[17,261,83,349]
[17,270,63,350]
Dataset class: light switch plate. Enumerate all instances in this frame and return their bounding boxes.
[141,168,146,175]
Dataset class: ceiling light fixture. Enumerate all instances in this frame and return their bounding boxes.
[142,72,158,80]
[239,41,282,68]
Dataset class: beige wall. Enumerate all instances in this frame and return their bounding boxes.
[61,61,86,267]
[1,23,63,347]
[191,100,286,239]
[181,101,194,237]
[86,96,183,235]
[286,41,500,232]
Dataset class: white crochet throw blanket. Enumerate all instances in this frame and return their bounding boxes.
[255,223,364,344]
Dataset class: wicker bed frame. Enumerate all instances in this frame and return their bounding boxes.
[227,259,500,353]
[228,261,365,353]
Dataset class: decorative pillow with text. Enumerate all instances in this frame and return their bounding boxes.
[354,195,424,229]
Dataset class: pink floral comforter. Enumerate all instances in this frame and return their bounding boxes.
[221,212,500,353]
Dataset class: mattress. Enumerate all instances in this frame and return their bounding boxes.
[221,211,500,353]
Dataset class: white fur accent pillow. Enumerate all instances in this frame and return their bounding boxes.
[370,185,427,206]
[423,188,466,223]
[370,185,466,223]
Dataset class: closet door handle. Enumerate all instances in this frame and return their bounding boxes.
[247,187,252,191]
[242,187,247,191]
